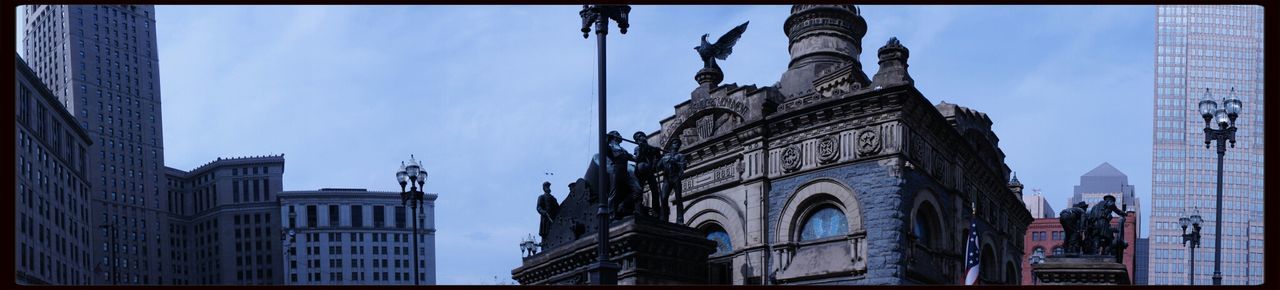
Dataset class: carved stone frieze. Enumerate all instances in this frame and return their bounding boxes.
[781,146,802,172]
[856,127,882,156]
[816,135,840,164]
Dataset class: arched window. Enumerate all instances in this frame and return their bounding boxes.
[703,225,732,255]
[1052,246,1064,256]
[1005,262,1017,284]
[1032,247,1045,257]
[912,202,940,247]
[800,206,848,241]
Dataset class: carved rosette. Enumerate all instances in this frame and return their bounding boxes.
[856,128,882,156]
[781,145,802,172]
[817,135,840,164]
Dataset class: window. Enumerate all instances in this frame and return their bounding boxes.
[1053,246,1064,256]
[374,206,385,228]
[396,206,406,228]
[351,205,363,228]
[704,225,732,255]
[912,202,940,247]
[799,206,848,241]
[306,206,317,228]
[328,205,340,226]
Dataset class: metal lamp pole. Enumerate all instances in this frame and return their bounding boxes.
[579,4,629,285]
[1196,87,1241,285]
[397,155,429,286]
[1180,214,1202,285]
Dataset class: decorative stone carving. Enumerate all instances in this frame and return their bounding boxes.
[856,128,882,156]
[817,135,840,164]
[781,145,802,172]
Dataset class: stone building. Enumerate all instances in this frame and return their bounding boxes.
[163,155,285,285]
[22,4,171,284]
[15,54,95,285]
[278,188,437,285]
[22,4,170,285]
[1021,212,1138,285]
[640,5,1032,285]
[1023,191,1055,219]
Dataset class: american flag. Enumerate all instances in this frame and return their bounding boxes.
[963,219,981,285]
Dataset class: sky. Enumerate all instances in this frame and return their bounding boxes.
[16,5,1156,284]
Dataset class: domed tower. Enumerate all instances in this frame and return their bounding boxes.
[777,5,870,98]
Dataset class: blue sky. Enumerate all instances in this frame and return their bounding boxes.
[17,5,1156,284]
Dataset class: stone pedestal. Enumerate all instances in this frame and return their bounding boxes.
[512,215,717,285]
[1031,255,1131,285]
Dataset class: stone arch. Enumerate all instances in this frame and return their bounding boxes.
[661,107,745,149]
[1005,260,1017,284]
[980,242,997,283]
[686,193,747,250]
[909,189,948,249]
[775,178,863,243]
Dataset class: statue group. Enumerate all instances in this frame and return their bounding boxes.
[1057,195,1129,262]
[537,130,688,241]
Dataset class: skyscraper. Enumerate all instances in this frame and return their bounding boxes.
[1150,5,1264,285]
[23,5,169,285]
[1069,162,1139,213]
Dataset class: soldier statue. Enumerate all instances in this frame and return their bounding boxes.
[657,138,688,224]
[631,131,664,218]
[605,131,643,219]
[1057,201,1088,255]
[1084,195,1127,257]
[536,181,560,241]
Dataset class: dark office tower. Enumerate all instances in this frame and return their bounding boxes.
[22,5,169,285]
[1150,5,1264,285]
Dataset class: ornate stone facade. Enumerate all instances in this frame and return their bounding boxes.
[644,5,1033,285]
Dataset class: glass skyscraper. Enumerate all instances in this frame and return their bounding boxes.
[1149,5,1263,285]
[22,5,171,285]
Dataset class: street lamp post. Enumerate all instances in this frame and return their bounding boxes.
[1196,87,1241,286]
[98,223,119,285]
[282,211,297,284]
[579,4,630,285]
[1180,213,1203,285]
[396,155,429,286]
[1029,249,1046,285]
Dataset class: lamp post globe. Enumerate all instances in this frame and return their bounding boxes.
[1224,98,1242,119]
[1199,89,1217,121]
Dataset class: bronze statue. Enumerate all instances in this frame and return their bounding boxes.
[695,21,749,70]
[631,131,664,218]
[1084,195,1126,257]
[605,131,642,219]
[537,181,560,240]
[1057,201,1088,255]
[657,138,688,223]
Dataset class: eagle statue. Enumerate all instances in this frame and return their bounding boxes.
[695,21,749,70]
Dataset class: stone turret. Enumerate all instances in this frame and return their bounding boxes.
[871,37,914,88]
[1009,172,1024,200]
[777,5,869,98]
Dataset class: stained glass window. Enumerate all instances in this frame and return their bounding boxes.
[800,207,848,241]
[705,227,732,255]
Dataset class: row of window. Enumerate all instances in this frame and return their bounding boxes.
[293,204,418,229]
